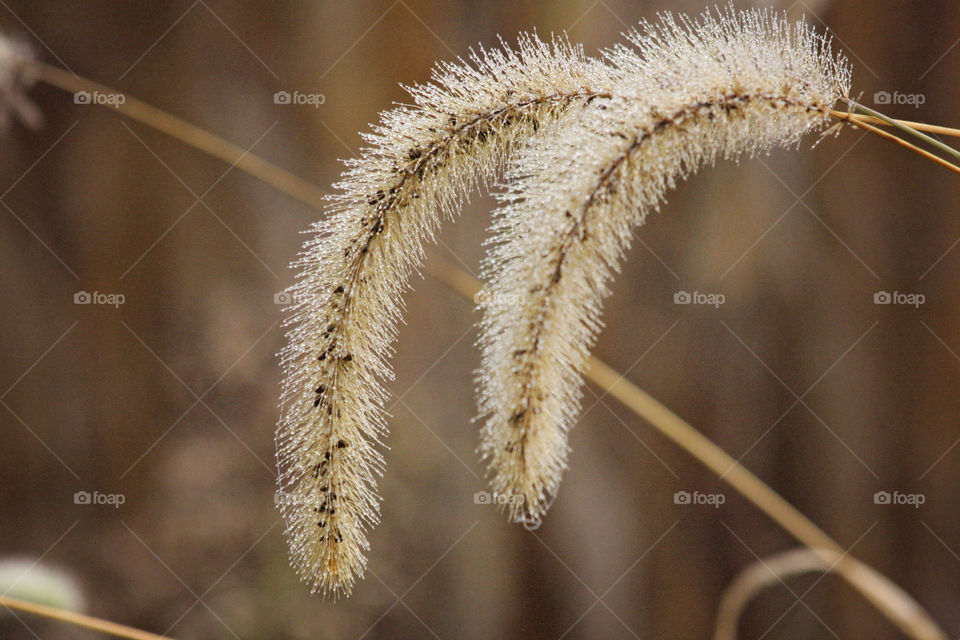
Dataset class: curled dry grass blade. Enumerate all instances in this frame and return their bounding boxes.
[712,548,945,640]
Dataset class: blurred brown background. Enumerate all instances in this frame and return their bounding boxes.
[1,1,958,638]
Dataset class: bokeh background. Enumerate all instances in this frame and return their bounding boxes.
[1,1,958,638]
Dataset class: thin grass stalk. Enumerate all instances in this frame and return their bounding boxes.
[426,256,946,640]
[838,112,960,138]
[0,595,174,640]
[846,97,960,164]
[24,61,327,210]
[831,109,960,176]
[583,358,945,640]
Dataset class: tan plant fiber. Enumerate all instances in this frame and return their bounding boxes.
[279,7,850,596]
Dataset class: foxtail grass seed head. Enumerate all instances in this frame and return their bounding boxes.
[279,7,851,595]
[477,7,850,528]
[278,34,617,598]
[0,35,42,131]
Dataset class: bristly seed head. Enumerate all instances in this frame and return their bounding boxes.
[476,7,850,527]
[278,7,851,596]
[278,31,616,598]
